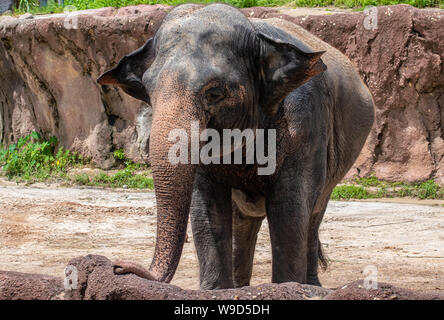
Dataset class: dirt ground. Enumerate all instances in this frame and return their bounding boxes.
[0,179,442,292]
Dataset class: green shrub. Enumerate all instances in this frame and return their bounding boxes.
[0,132,82,182]
[113,149,126,161]
[331,185,372,200]
[415,179,440,199]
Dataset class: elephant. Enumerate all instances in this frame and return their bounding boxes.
[97,3,374,290]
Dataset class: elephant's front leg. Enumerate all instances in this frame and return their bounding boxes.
[232,203,264,288]
[190,171,233,290]
[267,159,324,284]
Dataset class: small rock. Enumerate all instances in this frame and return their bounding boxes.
[122,184,128,189]
[19,13,33,20]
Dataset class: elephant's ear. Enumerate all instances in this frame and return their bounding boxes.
[256,32,327,115]
[97,38,155,103]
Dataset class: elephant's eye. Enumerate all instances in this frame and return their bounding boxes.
[205,87,226,106]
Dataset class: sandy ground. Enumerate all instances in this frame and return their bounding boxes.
[0,180,443,292]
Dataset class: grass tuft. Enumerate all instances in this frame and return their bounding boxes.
[88,166,154,189]
[331,185,373,200]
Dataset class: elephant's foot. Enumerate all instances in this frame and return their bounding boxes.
[306,275,322,287]
[113,260,156,281]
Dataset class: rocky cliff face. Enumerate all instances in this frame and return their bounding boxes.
[279,5,444,183]
[0,0,14,15]
[0,5,168,168]
[0,5,443,181]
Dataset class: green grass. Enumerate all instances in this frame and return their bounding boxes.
[91,168,154,189]
[331,175,444,200]
[71,159,154,189]
[11,0,443,15]
[331,185,373,200]
[113,148,126,161]
[72,168,154,189]
[0,133,153,189]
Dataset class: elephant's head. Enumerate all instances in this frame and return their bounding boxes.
[97,4,326,283]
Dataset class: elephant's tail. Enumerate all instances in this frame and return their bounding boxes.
[318,240,329,271]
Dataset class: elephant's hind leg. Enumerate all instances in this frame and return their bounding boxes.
[232,203,264,288]
[190,171,233,290]
[306,195,330,286]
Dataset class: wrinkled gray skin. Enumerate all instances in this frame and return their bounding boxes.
[98,4,374,289]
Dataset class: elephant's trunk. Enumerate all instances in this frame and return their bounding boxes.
[147,102,199,283]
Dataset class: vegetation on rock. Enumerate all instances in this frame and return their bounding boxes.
[0,132,154,189]
[12,0,444,15]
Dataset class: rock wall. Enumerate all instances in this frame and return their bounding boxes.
[0,5,443,181]
[0,6,168,168]
[0,0,14,15]
[269,5,444,183]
